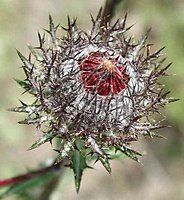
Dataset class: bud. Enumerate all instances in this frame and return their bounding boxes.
[12,10,175,192]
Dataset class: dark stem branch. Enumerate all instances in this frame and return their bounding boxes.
[101,0,123,26]
[0,159,68,188]
[39,166,66,200]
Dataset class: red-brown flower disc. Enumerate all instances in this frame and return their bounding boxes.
[79,52,129,96]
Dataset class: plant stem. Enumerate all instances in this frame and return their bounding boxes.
[101,0,123,25]
[39,159,68,200]
[0,159,68,188]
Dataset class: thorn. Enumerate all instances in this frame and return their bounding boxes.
[90,13,95,24]
[122,12,128,29]
[96,7,103,21]
[18,99,27,106]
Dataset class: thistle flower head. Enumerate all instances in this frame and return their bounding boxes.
[13,10,174,192]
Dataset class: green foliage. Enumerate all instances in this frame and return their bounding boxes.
[99,156,111,174]
[28,46,43,62]
[15,79,31,93]
[9,100,38,113]
[16,50,33,72]
[70,150,88,193]
[0,170,60,199]
[28,131,57,150]
[117,145,142,162]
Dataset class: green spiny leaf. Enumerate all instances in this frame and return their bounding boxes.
[15,79,36,95]
[9,106,29,113]
[55,142,72,164]
[71,150,88,193]
[38,32,45,48]
[9,104,39,114]
[17,50,33,70]
[99,156,111,174]
[28,45,43,62]
[28,131,57,150]
[44,15,59,44]
[75,139,84,151]
[117,145,142,162]
[167,98,179,103]
[15,79,30,90]
[49,14,55,33]
[18,115,52,125]
[143,132,166,139]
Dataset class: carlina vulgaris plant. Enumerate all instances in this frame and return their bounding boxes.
[3,8,177,193]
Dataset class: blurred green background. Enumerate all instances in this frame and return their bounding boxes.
[0,0,184,199]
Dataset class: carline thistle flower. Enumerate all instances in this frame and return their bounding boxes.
[13,9,175,192]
